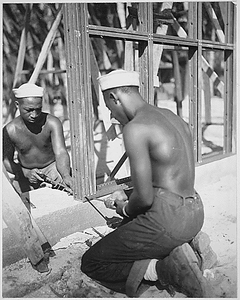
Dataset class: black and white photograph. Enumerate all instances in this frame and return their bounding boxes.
[1,2,238,298]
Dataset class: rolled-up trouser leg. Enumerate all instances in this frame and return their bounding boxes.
[125,259,152,297]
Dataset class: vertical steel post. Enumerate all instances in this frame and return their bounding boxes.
[224,2,235,153]
[188,2,198,163]
[63,3,95,200]
[138,2,149,102]
[146,2,154,105]
[231,3,237,153]
[196,3,203,164]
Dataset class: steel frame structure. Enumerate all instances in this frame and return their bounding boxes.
[63,2,236,200]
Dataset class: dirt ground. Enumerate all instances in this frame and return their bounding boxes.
[2,169,237,298]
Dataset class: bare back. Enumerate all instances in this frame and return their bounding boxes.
[5,113,55,169]
[124,105,195,198]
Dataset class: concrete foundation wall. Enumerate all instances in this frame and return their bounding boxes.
[2,154,237,267]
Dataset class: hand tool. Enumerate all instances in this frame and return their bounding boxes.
[84,196,122,229]
[86,176,133,201]
[91,227,105,238]
[39,173,72,194]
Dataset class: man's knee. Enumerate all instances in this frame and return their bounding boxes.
[81,250,92,275]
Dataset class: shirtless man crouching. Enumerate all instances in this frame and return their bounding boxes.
[81,70,213,297]
[3,83,73,194]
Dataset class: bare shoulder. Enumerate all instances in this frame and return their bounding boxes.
[123,120,149,149]
[123,120,148,136]
[46,114,62,128]
[45,114,65,139]
[4,116,22,136]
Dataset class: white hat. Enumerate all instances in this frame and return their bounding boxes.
[97,69,139,91]
[13,83,44,98]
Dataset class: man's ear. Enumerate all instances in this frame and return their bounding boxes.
[15,101,19,109]
[109,91,119,104]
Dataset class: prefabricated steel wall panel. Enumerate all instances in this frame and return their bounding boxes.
[63,3,95,200]
[62,2,236,195]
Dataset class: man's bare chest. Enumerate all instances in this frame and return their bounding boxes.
[12,127,51,153]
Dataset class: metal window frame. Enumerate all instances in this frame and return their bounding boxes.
[63,2,236,200]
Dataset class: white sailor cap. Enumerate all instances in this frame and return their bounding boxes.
[13,83,44,98]
[97,69,139,91]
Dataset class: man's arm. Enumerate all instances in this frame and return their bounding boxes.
[3,125,22,177]
[48,116,73,190]
[3,125,44,184]
[115,123,154,217]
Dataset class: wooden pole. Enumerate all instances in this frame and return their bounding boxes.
[28,5,63,84]
[13,4,32,88]
[20,192,50,248]
[4,4,33,125]
[203,2,225,43]
[2,166,53,261]
[2,171,44,265]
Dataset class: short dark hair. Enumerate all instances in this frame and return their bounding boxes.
[117,85,138,94]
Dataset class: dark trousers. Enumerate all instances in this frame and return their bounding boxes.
[81,187,204,293]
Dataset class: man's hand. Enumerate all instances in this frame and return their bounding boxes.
[104,190,128,209]
[25,169,44,184]
[61,175,73,195]
[114,199,128,217]
[63,175,73,190]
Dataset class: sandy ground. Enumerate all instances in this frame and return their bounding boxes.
[2,170,237,298]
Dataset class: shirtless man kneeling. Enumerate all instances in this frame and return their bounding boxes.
[81,70,212,297]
